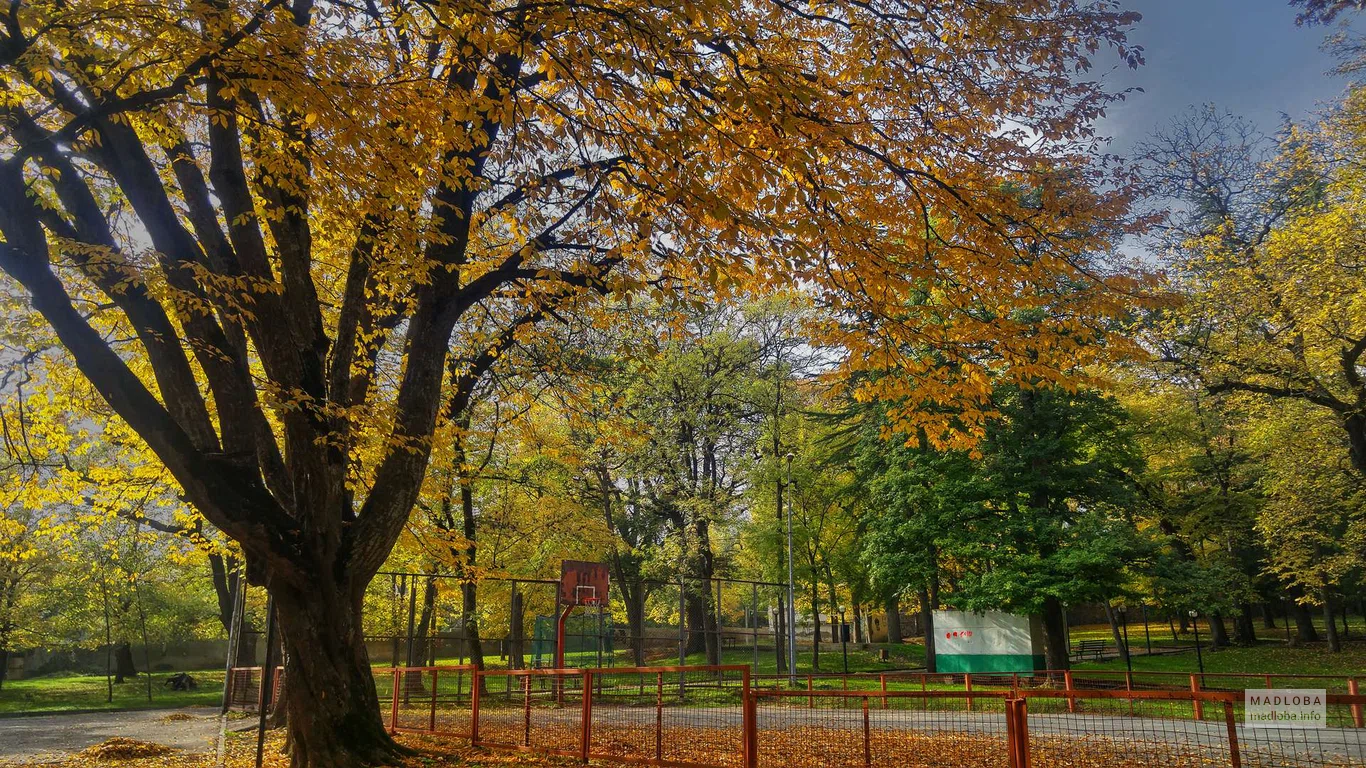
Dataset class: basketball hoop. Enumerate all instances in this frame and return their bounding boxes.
[556,561,610,675]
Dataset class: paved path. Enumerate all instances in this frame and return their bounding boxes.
[0,707,252,764]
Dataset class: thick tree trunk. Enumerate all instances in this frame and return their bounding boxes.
[1209,613,1230,649]
[1234,604,1257,645]
[1041,596,1069,672]
[1261,603,1278,630]
[917,588,935,673]
[852,604,865,644]
[625,587,646,666]
[684,584,708,657]
[885,597,903,644]
[114,642,137,683]
[1293,601,1319,642]
[1324,592,1342,653]
[273,581,403,768]
[0,647,8,691]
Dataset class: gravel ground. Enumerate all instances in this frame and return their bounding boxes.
[0,707,255,764]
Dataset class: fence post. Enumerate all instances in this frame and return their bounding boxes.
[807,675,813,708]
[880,674,888,709]
[1351,679,1364,728]
[743,669,757,768]
[471,669,481,744]
[1006,700,1017,768]
[523,674,532,747]
[390,668,400,733]
[861,696,871,768]
[655,671,664,761]
[1064,671,1075,714]
[1191,675,1204,721]
[1223,699,1241,768]
[430,669,439,732]
[580,671,593,763]
[1015,698,1031,768]
[965,673,973,713]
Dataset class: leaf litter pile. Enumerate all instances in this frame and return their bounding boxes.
[76,738,174,761]
[2,724,1339,768]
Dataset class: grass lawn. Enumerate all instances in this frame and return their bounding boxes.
[0,670,225,715]
[1075,638,1366,689]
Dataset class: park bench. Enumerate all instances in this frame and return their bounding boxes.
[1073,639,1108,661]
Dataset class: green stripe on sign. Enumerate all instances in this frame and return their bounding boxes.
[936,654,1046,674]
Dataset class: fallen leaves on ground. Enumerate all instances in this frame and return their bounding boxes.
[76,739,174,761]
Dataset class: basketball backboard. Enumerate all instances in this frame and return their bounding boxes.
[559,560,609,606]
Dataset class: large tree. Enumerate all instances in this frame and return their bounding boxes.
[0,1,1142,764]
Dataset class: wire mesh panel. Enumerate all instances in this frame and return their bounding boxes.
[1021,691,1235,767]
[475,670,585,757]
[224,666,284,712]
[752,690,1012,768]
[588,667,749,768]
[387,666,477,736]
[1237,694,1366,767]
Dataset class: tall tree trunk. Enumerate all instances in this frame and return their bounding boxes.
[1293,600,1319,642]
[272,579,402,768]
[684,583,709,657]
[1209,613,1230,649]
[1104,605,1128,665]
[625,586,646,666]
[852,604,865,644]
[209,552,257,665]
[1324,591,1342,653]
[114,642,138,683]
[885,597,903,644]
[0,648,8,691]
[682,516,720,664]
[1041,596,1069,672]
[1261,603,1277,630]
[917,588,935,673]
[509,588,525,670]
[459,482,485,678]
[1234,604,1257,645]
[405,577,438,694]
[810,580,821,671]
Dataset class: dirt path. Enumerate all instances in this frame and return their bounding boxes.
[0,707,253,764]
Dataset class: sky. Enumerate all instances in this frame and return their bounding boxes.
[1097,0,1355,155]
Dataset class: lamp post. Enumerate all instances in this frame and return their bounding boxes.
[1189,609,1205,683]
[839,605,849,675]
[784,453,798,687]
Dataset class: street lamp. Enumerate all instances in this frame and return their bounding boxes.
[1189,610,1205,683]
[838,605,849,675]
[784,453,798,687]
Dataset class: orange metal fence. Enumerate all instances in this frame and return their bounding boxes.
[225,665,1366,768]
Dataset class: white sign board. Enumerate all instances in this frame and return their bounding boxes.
[1245,689,1327,729]
[932,610,1041,656]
